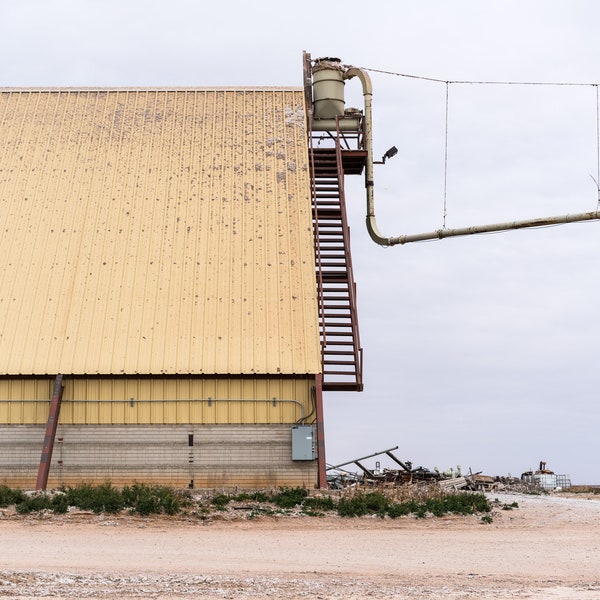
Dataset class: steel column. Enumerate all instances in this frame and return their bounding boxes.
[314,374,327,489]
[35,374,64,491]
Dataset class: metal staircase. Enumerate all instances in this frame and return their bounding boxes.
[310,145,363,392]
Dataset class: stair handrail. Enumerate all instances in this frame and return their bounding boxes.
[309,126,327,354]
[333,119,363,388]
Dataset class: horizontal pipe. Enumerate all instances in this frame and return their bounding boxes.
[372,210,600,246]
[5,398,305,419]
[311,118,361,131]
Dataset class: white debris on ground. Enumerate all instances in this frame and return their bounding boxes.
[486,491,600,525]
[1,571,599,600]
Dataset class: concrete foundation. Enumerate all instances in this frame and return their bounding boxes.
[0,424,317,489]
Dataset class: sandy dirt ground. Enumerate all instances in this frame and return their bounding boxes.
[1,491,600,599]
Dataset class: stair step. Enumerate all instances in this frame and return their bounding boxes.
[320,331,354,337]
[311,142,362,391]
[323,360,357,366]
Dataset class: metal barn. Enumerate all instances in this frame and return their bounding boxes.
[0,55,365,489]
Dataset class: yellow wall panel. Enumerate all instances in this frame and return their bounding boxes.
[0,376,314,425]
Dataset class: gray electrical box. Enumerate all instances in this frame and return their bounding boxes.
[291,425,315,460]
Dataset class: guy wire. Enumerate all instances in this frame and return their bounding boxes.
[596,85,600,208]
[443,82,449,229]
[361,65,600,211]
[359,66,599,88]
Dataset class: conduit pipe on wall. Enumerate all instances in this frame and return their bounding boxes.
[343,66,600,246]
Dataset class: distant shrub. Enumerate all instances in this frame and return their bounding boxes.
[122,483,184,516]
[0,485,26,507]
[337,490,490,519]
[64,483,124,514]
[302,495,337,512]
[337,495,368,517]
[210,494,232,509]
[51,493,69,514]
[271,487,308,508]
[234,491,269,503]
[15,493,52,514]
[386,501,413,519]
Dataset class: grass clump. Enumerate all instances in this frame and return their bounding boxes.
[337,491,388,517]
[0,484,26,507]
[233,491,269,503]
[4,483,190,516]
[15,493,53,514]
[271,487,308,508]
[336,490,491,520]
[211,493,232,510]
[122,483,186,516]
[302,495,336,512]
[64,483,124,514]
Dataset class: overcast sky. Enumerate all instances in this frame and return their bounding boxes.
[2,0,599,484]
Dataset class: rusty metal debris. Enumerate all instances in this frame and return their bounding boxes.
[327,450,571,492]
[326,447,442,489]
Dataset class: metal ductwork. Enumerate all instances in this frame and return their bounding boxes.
[310,56,600,246]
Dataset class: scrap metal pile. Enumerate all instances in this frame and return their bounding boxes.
[326,446,451,489]
[327,447,556,492]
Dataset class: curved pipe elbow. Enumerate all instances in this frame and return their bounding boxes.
[366,216,394,247]
[343,67,373,96]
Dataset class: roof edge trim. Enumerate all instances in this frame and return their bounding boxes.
[0,86,304,93]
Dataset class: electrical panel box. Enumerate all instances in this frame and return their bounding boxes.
[291,425,316,461]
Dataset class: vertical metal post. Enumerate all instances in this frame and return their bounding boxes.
[35,374,64,491]
[302,51,313,123]
[314,374,327,489]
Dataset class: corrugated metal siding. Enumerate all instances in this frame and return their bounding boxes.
[0,376,314,425]
[0,89,320,375]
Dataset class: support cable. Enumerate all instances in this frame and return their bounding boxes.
[443,82,449,229]
[359,66,599,88]
[595,85,600,209]
[355,65,600,244]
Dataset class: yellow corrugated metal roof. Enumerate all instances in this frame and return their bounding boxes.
[0,88,321,375]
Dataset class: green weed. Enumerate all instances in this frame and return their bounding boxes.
[0,484,26,507]
[271,487,308,508]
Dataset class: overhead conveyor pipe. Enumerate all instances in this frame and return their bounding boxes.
[342,65,600,246]
[381,211,600,244]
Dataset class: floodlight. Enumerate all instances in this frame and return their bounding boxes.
[382,146,398,163]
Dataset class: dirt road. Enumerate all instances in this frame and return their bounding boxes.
[1,492,599,599]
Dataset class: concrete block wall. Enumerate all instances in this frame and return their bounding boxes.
[0,424,317,489]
